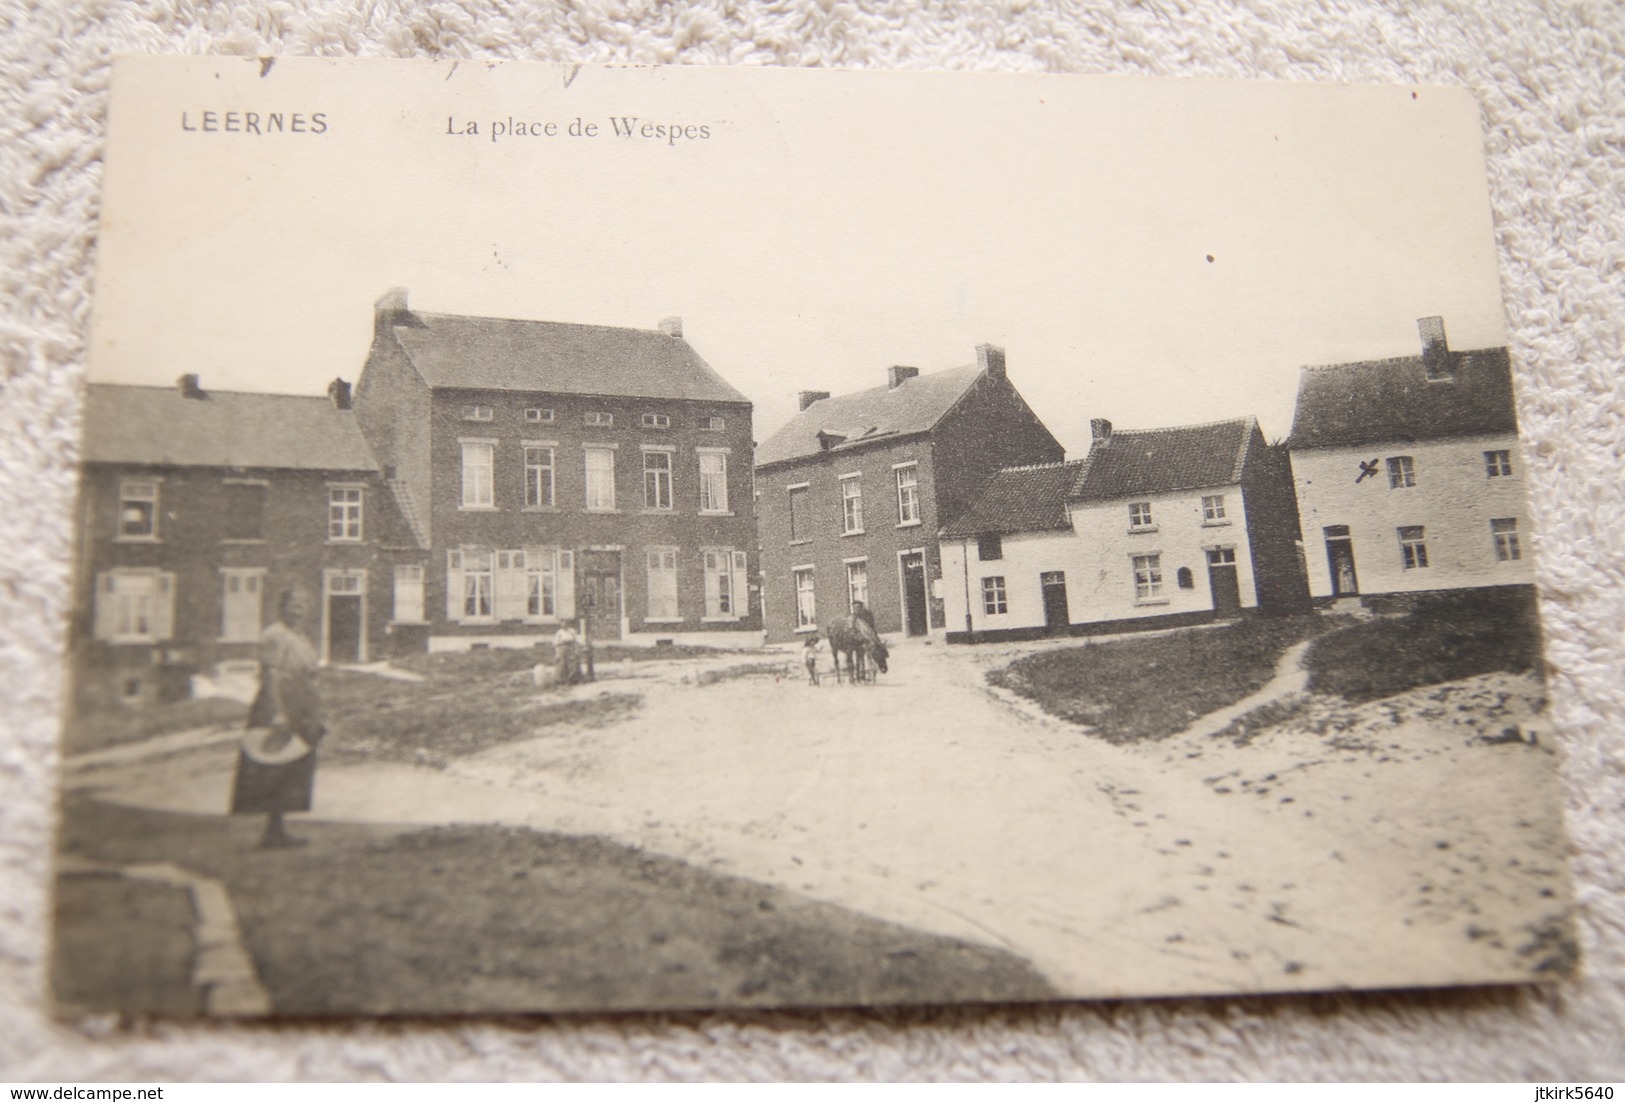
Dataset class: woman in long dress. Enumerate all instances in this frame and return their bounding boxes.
[230,587,325,848]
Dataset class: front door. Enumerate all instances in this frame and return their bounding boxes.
[1324,525,1358,596]
[579,550,623,641]
[1040,571,1069,634]
[324,570,365,664]
[900,551,929,636]
[1206,548,1241,616]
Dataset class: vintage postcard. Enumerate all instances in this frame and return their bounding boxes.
[53,57,1574,1016]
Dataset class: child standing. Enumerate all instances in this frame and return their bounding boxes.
[803,634,825,685]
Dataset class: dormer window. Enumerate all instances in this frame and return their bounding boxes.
[524,407,555,423]
[584,411,614,428]
[641,413,671,429]
[462,404,494,422]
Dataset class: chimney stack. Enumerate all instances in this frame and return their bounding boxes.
[178,373,205,399]
[659,316,683,338]
[976,343,1006,381]
[328,377,353,410]
[1090,418,1113,445]
[798,390,830,412]
[887,365,920,389]
[374,287,411,341]
[1418,315,1452,380]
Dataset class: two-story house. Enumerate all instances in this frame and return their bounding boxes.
[352,289,760,648]
[940,416,1307,641]
[71,375,417,710]
[1287,317,1532,602]
[755,345,1064,642]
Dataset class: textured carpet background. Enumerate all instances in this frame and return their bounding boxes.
[2,0,1622,1082]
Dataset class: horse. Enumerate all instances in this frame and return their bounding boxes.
[825,614,890,685]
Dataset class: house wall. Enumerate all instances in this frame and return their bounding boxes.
[1239,437,1313,611]
[354,334,433,543]
[1290,433,1534,599]
[422,388,759,640]
[940,528,1084,637]
[929,374,1066,529]
[757,437,939,642]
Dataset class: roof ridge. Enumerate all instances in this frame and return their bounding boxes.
[412,310,674,337]
[84,382,344,402]
[1299,344,1506,373]
[1104,415,1253,436]
[995,459,1080,473]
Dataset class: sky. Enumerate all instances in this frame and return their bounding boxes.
[90,59,1511,455]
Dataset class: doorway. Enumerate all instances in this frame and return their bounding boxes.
[579,550,623,641]
[324,570,365,664]
[1040,571,1070,634]
[1323,525,1358,596]
[1206,548,1241,616]
[899,551,928,636]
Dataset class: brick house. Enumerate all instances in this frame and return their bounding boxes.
[70,376,416,710]
[352,289,759,648]
[755,345,1063,642]
[1288,317,1533,602]
[940,416,1307,641]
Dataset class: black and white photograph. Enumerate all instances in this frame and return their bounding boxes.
[49,57,1577,1019]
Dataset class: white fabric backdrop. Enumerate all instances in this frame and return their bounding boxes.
[2,0,1621,1081]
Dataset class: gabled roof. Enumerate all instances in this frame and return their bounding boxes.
[1069,417,1256,503]
[1286,346,1515,450]
[387,312,749,404]
[81,385,379,472]
[940,461,1086,539]
[755,363,984,468]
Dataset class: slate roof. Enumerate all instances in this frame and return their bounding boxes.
[1287,346,1516,450]
[939,461,1086,538]
[388,312,749,404]
[755,363,984,468]
[1069,417,1256,503]
[81,385,379,472]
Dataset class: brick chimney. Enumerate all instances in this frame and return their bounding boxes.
[798,390,830,412]
[887,365,920,389]
[178,373,205,399]
[328,377,353,410]
[658,316,683,338]
[977,343,1006,382]
[374,287,412,341]
[1419,315,1452,381]
[1090,418,1113,445]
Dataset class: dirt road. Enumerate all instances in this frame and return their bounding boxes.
[71,637,1573,1000]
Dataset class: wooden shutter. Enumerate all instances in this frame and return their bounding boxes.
[494,549,527,621]
[446,549,465,622]
[731,551,749,619]
[556,549,575,619]
[152,572,176,641]
[93,572,117,640]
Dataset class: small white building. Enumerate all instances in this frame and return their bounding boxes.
[942,417,1307,641]
[1287,317,1533,601]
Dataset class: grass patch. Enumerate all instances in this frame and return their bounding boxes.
[1304,588,1544,703]
[988,615,1332,744]
[61,696,249,756]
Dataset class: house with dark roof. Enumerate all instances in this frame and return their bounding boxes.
[1287,316,1532,601]
[70,375,418,709]
[353,289,759,647]
[755,345,1063,642]
[940,415,1306,641]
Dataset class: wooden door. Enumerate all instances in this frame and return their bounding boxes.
[579,550,623,641]
[1040,571,1069,633]
[1206,548,1241,616]
[900,552,929,636]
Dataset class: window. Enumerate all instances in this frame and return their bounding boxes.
[94,569,175,643]
[393,564,425,623]
[328,486,363,541]
[524,445,555,508]
[585,446,616,511]
[841,475,864,534]
[646,548,679,620]
[981,576,1008,615]
[1129,502,1154,529]
[643,449,673,510]
[895,464,920,525]
[1207,547,1237,566]
[1485,450,1513,477]
[1132,554,1163,600]
[1492,518,1521,562]
[118,480,159,540]
[462,404,494,421]
[1387,456,1416,488]
[461,441,494,508]
[704,549,746,619]
[220,481,264,541]
[447,548,494,620]
[788,485,809,542]
[492,550,529,621]
[1176,566,1194,589]
[220,570,264,642]
[699,416,725,432]
[584,411,614,427]
[846,560,869,611]
[641,413,670,429]
[977,534,1003,561]
[699,451,729,514]
[526,549,558,619]
[1398,525,1429,569]
[793,568,817,629]
[1201,495,1227,523]
[524,407,554,423]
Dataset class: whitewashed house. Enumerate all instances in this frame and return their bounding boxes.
[1287,317,1533,601]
